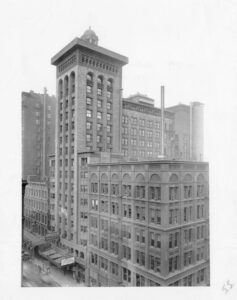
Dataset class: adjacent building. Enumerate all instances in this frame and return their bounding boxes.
[167,102,204,161]
[122,93,177,160]
[24,177,50,237]
[22,89,56,180]
[85,154,209,286]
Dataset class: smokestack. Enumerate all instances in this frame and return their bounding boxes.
[161,85,165,157]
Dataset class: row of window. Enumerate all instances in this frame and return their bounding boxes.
[122,116,161,129]
[25,188,47,199]
[90,182,205,200]
[122,127,161,138]
[24,198,48,212]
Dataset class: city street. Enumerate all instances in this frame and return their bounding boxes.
[22,255,85,287]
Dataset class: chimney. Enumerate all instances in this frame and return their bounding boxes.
[160,85,165,157]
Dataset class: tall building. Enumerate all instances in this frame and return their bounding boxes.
[47,28,209,286]
[122,93,177,160]
[167,102,204,161]
[22,89,56,180]
[51,28,128,245]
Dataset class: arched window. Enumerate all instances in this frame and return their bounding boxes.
[107,78,113,99]
[169,174,179,201]
[87,72,93,82]
[90,173,98,193]
[101,173,108,194]
[58,79,63,99]
[197,174,205,197]
[197,174,205,182]
[135,174,145,199]
[80,252,85,259]
[122,173,132,197]
[183,174,193,199]
[97,75,103,96]
[70,72,75,94]
[64,76,69,96]
[111,174,119,196]
[149,174,161,201]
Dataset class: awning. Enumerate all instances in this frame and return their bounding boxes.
[39,247,75,268]
[23,230,48,247]
[41,249,56,256]
[50,253,63,259]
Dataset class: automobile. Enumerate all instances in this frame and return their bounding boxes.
[22,251,31,261]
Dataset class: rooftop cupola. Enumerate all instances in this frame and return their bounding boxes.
[81,27,99,45]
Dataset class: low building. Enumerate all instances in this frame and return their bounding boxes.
[24,177,50,237]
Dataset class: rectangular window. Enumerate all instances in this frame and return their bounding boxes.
[97,112,102,120]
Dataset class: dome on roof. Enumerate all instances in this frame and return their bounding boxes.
[81,27,99,45]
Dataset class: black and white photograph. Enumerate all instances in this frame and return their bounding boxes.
[1,0,237,298]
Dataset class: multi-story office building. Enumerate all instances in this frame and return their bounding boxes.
[22,89,56,180]
[122,93,177,160]
[167,102,204,161]
[48,28,209,285]
[24,177,50,237]
[51,27,128,262]
[74,152,209,286]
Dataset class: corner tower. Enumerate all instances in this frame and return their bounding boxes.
[51,29,128,237]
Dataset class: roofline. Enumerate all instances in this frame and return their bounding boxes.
[51,37,128,66]
[88,159,209,167]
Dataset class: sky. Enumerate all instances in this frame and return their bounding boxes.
[1,0,237,299]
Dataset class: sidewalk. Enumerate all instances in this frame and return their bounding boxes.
[32,256,85,287]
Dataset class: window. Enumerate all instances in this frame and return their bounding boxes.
[91,199,98,210]
[86,97,92,105]
[107,125,112,133]
[183,275,193,286]
[110,240,119,255]
[86,134,92,142]
[169,209,178,224]
[122,185,132,197]
[122,127,128,135]
[136,250,145,266]
[111,262,118,276]
[123,268,131,283]
[97,99,102,108]
[100,199,108,213]
[134,186,145,199]
[149,232,161,248]
[107,102,112,110]
[101,183,108,194]
[169,255,179,273]
[150,208,161,224]
[86,110,92,118]
[97,123,102,131]
[136,274,145,286]
[97,112,102,120]
[184,185,192,199]
[184,206,192,222]
[197,184,204,197]
[122,115,128,124]
[169,186,179,200]
[87,85,92,93]
[184,250,193,266]
[150,255,160,273]
[135,206,146,221]
[197,269,205,284]
[107,113,111,121]
[91,182,98,193]
[149,186,161,200]
[111,202,119,215]
[139,119,145,127]
[86,122,92,130]
[197,204,204,219]
[111,184,119,195]
[122,245,131,260]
